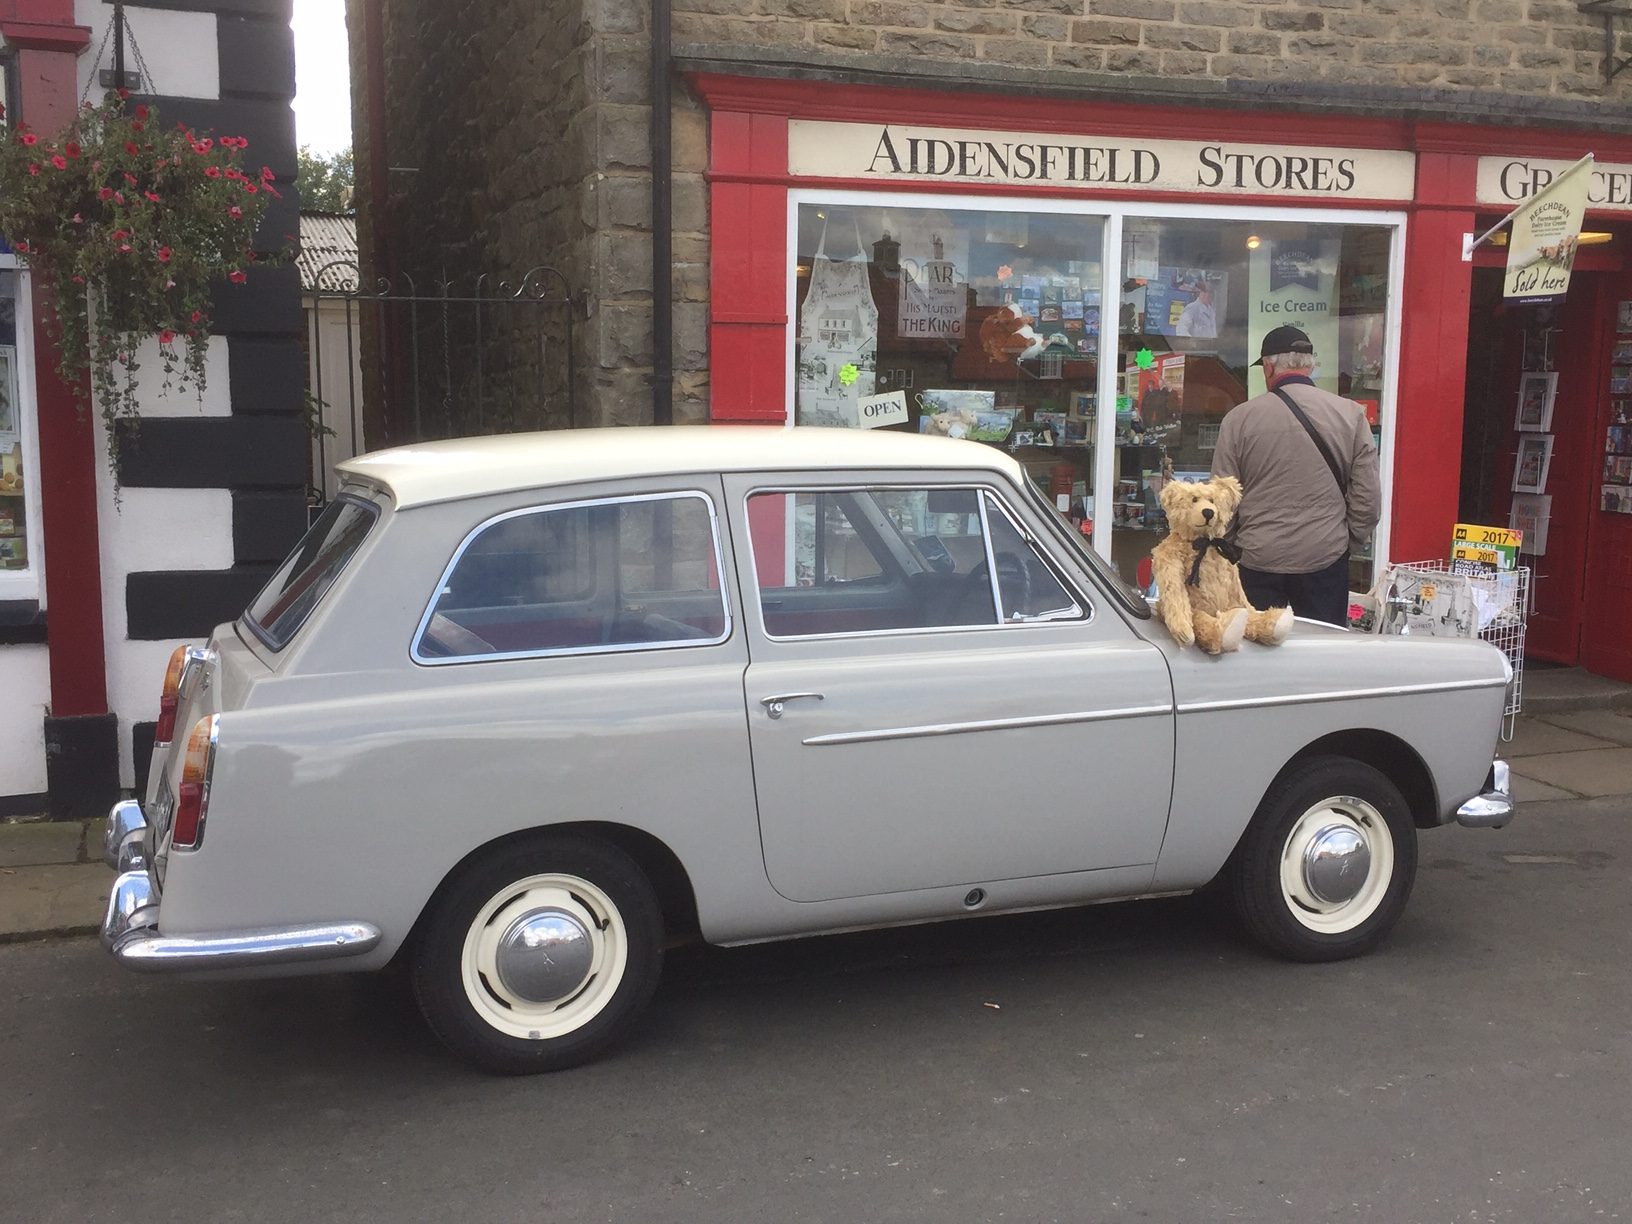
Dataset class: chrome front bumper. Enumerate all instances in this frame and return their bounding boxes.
[1455,759,1515,829]
[100,800,382,972]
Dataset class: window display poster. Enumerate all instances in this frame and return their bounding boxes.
[1512,433,1554,493]
[1247,239,1341,396]
[897,226,969,340]
[1514,371,1557,431]
[1143,268,1228,339]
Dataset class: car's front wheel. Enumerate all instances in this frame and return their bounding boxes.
[411,833,663,1074]
[1228,755,1417,962]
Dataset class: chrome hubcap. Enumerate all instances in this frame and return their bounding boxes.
[1302,824,1371,905]
[494,908,594,1004]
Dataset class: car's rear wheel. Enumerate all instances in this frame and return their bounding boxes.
[411,833,663,1074]
[1229,755,1417,962]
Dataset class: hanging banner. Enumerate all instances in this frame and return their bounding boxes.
[897,230,968,340]
[1502,154,1593,306]
[1246,238,1341,396]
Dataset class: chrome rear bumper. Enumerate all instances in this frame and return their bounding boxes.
[1455,759,1515,829]
[100,800,381,972]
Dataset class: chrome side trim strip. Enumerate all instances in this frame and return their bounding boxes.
[804,703,1173,746]
[1176,677,1509,715]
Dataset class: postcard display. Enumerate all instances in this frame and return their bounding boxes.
[1606,305,1632,515]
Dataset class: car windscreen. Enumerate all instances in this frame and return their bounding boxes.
[243,494,380,650]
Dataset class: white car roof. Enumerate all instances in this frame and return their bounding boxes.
[337,425,1028,508]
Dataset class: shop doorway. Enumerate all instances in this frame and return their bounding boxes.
[1460,243,1632,681]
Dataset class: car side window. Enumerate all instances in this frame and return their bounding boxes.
[414,492,729,662]
[746,486,1084,638]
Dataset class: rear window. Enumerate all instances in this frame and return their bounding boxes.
[243,494,379,650]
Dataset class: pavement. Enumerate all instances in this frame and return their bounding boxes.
[3,664,1630,945]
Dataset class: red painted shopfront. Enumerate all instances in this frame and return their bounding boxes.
[690,74,1632,682]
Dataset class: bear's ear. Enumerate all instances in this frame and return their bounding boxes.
[1159,480,1186,514]
[1213,475,1243,513]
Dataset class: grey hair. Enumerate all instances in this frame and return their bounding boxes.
[1265,352,1317,373]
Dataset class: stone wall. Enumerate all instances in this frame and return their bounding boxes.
[673,0,1632,114]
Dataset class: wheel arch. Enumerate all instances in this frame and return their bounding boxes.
[398,821,703,963]
[1272,729,1440,829]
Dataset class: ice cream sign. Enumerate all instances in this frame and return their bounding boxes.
[789,121,1417,201]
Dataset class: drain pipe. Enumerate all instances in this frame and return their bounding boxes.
[650,0,673,426]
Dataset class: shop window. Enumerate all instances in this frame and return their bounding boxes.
[414,493,728,662]
[746,486,1084,638]
[1110,218,1393,592]
[0,264,40,600]
[792,202,1105,544]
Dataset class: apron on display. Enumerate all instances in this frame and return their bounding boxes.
[795,218,878,428]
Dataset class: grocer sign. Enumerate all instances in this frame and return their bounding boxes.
[1478,156,1632,212]
[788,120,1418,201]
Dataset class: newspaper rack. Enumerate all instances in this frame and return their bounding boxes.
[1372,559,1529,740]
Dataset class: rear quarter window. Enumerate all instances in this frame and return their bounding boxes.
[243,494,380,650]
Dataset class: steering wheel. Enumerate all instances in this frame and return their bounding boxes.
[960,551,1030,622]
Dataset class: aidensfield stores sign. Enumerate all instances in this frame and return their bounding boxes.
[788,120,1417,201]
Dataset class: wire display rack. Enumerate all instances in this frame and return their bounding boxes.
[1373,559,1530,739]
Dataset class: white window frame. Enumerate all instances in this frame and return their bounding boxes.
[0,254,46,604]
[784,187,1406,585]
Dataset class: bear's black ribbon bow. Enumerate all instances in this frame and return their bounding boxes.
[1187,535,1243,586]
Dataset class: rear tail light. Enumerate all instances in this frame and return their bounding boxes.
[171,714,219,850]
[155,644,192,744]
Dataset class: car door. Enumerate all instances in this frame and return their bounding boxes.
[725,472,1175,904]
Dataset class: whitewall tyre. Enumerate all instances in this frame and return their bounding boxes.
[411,834,663,1074]
[1229,756,1417,962]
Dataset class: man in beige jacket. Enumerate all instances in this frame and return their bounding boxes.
[1210,324,1381,627]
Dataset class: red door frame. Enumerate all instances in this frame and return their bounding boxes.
[689,73,1632,592]
[1,5,109,718]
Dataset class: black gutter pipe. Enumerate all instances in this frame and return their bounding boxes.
[650,0,673,426]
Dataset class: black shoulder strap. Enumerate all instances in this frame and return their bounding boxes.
[1272,386,1347,496]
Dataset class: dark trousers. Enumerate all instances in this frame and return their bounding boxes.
[1239,553,1351,627]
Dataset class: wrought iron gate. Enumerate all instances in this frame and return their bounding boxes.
[307,261,576,503]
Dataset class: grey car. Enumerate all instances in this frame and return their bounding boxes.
[101,426,1514,1073]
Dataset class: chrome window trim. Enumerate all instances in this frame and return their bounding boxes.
[1176,676,1510,715]
[980,491,1087,624]
[743,480,1094,643]
[803,703,1172,746]
[410,489,733,667]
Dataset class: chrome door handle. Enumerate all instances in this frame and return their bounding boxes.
[760,692,824,719]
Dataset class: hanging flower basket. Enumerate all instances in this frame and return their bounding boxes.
[0,89,277,467]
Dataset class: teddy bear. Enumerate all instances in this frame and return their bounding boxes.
[922,407,978,439]
[1150,475,1292,655]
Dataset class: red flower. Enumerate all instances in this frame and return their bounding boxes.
[244,183,259,194]
[192,139,214,154]
[65,141,81,158]
[114,192,126,204]
[261,166,275,182]
[228,270,247,284]
[51,154,67,169]
[98,187,114,200]
[71,213,83,224]
[131,121,144,132]
[159,329,176,345]
[225,168,243,181]
[228,205,243,219]
[20,133,38,146]
[205,165,221,179]
[190,310,203,323]
[111,229,130,241]
[116,87,130,99]
[135,104,150,120]
[73,274,86,284]
[27,164,39,177]
[145,191,161,203]
[124,171,138,185]
[14,241,29,254]
[265,184,283,199]
[118,243,132,253]
[157,246,173,263]
[125,142,139,156]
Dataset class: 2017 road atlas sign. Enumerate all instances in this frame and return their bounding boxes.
[788,120,1418,201]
